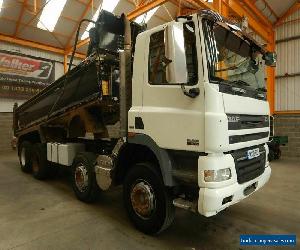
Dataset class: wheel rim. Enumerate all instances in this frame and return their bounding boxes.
[130,180,156,219]
[74,164,89,192]
[20,147,26,166]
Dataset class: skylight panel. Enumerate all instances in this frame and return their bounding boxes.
[135,7,159,24]
[81,0,120,40]
[102,0,120,13]
[81,6,101,40]
[37,0,67,32]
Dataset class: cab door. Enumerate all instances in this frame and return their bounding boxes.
[140,19,205,152]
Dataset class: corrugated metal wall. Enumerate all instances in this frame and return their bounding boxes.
[275,9,300,111]
[0,41,82,112]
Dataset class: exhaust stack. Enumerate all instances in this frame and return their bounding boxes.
[119,15,132,138]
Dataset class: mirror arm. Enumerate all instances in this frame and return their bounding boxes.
[181,84,200,98]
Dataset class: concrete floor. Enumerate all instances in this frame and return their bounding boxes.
[0,152,299,250]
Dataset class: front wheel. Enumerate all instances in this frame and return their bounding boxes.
[123,162,175,235]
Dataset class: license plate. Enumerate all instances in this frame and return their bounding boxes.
[247,148,260,160]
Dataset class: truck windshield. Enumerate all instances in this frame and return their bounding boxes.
[203,20,265,91]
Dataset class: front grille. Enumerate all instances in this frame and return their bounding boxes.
[229,132,269,144]
[227,114,269,130]
[231,144,266,184]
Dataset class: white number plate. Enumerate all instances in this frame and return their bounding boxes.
[247,148,260,160]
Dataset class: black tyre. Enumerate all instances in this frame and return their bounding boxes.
[18,141,33,173]
[32,143,50,180]
[268,149,275,162]
[275,148,282,160]
[123,162,175,235]
[71,152,99,203]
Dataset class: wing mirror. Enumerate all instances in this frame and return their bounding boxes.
[164,23,188,84]
[263,52,277,67]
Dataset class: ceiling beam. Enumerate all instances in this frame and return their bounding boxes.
[17,0,65,48]
[226,0,272,43]
[179,0,272,42]
[275,1,300,26]
[243,0,273,28]
[65,0,94,49]
[75,0,99,12]
[0,34,85,59]
[212,0,222,12]
[68,38,89,52]
[14,0,28,37]
[260,0,278,19]
[182,0,217,12]
[127,0,169,20]
[137,0,147,7]
[17,0,48,37]
[0,16,70,39]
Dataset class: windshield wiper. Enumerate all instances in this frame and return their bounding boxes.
[231,80,250,86]
[211,77,249,87]
[256,87,267,92]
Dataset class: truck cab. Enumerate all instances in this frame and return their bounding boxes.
[128,10,272,217]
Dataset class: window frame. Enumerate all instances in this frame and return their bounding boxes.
[147,22,199,86]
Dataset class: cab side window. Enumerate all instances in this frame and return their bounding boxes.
[148,23,198,85]
[184,22,198,84]
[148,31,166,84]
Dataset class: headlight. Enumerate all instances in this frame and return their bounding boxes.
[204,168,232,182]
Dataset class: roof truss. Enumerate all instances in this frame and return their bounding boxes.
[275,0,300,26]
[14,0,28,37]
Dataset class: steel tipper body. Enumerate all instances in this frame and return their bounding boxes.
[13,10,276,235]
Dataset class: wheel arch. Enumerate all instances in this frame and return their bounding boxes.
[68,115,86,138]
[17,130,42,148]
[114,134,175,187]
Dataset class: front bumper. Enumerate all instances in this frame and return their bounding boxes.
[198,165,271,217]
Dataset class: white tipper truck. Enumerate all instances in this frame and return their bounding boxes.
[14,10,276,234]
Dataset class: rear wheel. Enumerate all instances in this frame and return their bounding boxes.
[71,152,99,203]
[32,143,50,180]
[123,162,175,235]
[18,141,33,173]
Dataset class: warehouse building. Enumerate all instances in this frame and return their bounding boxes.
[0,0,299,249]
